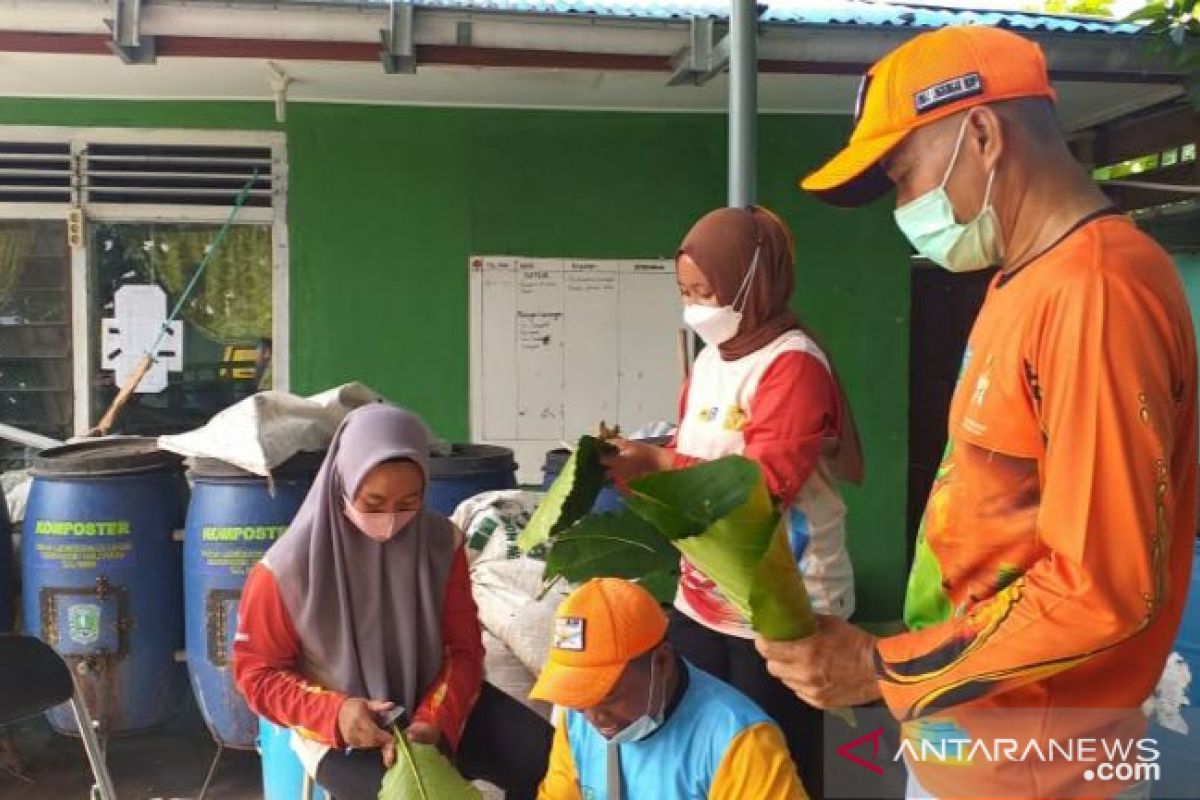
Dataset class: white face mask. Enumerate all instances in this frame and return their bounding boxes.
[893,115,1003,273]
[682,246,761,347]
[606,656,666,745]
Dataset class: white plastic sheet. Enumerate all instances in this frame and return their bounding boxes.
[157,382,384,476]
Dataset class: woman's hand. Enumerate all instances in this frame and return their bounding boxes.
[337,698,394,753]
[600,437,674,483]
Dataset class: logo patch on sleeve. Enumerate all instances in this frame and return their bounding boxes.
[554,617,586,651]
[914,73,983,115]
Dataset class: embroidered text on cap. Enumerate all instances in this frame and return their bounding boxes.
[914,73,983,115]
[554,617,586,652]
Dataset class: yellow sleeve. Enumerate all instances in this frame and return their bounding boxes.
[537,718,582,800]
[710,722,808,800]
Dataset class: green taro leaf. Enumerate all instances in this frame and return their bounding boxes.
[638,570,682,605]
[378,730,481,800]
[622,455,763,540]
[543,510,679,588]
[518,435,611,553]
[535,454,816,641]
[627,456,816,641]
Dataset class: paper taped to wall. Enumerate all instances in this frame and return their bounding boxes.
[100,284,183,394]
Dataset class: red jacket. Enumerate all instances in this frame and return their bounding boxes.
[232,546,484,750]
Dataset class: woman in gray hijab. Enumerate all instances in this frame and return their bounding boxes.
[234,404,552,799]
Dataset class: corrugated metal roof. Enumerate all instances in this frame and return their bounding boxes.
[764,1,1141,33]
[390,0,1142,34]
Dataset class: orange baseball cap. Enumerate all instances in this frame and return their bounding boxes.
[801,25,1057,207]
[529,578,668,709]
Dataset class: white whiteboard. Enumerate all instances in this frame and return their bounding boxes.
[469,256,687,483]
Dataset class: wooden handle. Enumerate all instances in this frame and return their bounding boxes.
[87,355,154,437]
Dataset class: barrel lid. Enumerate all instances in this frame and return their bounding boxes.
[541,439,667,473]
[427,443,516,477]
[32,437,184,477]
[542,447,570,473]
[190,450,327,480]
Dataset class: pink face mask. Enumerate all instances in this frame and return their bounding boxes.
[343,501,418,542]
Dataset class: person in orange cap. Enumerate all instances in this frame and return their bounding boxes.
[532,578,807,799]
[756,24,1197,800]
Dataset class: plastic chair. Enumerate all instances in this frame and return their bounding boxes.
[0,634,117,800]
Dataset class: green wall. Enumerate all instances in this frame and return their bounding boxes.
[1167,251,1200,352]
[0,98,910,620]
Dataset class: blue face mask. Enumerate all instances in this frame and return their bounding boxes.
[606,657,666,746]
[893,116,1003,273]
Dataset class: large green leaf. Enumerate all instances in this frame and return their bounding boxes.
[518,435,611,553]
[534,454,816,640]
[543,509,679,589]
[639,570,682,605]
[626,456,816,641]
[620,455,762,540]
[378,730,481,800]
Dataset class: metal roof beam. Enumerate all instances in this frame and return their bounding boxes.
[0,1,1193,84]
[668,18,729,87]
[106,0,156,64]
[380,0,416,74]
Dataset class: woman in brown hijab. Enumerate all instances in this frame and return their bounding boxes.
[604,206,864,798]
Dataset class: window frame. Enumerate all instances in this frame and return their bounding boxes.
[0,125,289,437]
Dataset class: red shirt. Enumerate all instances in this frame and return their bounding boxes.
[671,349,841,505]
[232,546,484,750]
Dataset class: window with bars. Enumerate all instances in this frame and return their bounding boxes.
[0,221,71,471]
[0,129,286,469]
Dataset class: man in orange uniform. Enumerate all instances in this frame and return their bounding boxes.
[756,25,1198,798]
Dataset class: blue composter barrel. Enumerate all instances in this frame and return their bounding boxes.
[259,718,328,800]
[21,438,188,735]
[1,481,13,633]
[541,448,624,513]
[184,453,323,749]
[1151,538,1200,799]
[426,444,517,516]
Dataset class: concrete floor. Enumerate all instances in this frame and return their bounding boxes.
[0,635,543,799]
[0,699,263,800]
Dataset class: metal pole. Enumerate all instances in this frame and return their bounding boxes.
[71,696,117,800]
[728,0,757,207]
[0,422,61,451]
